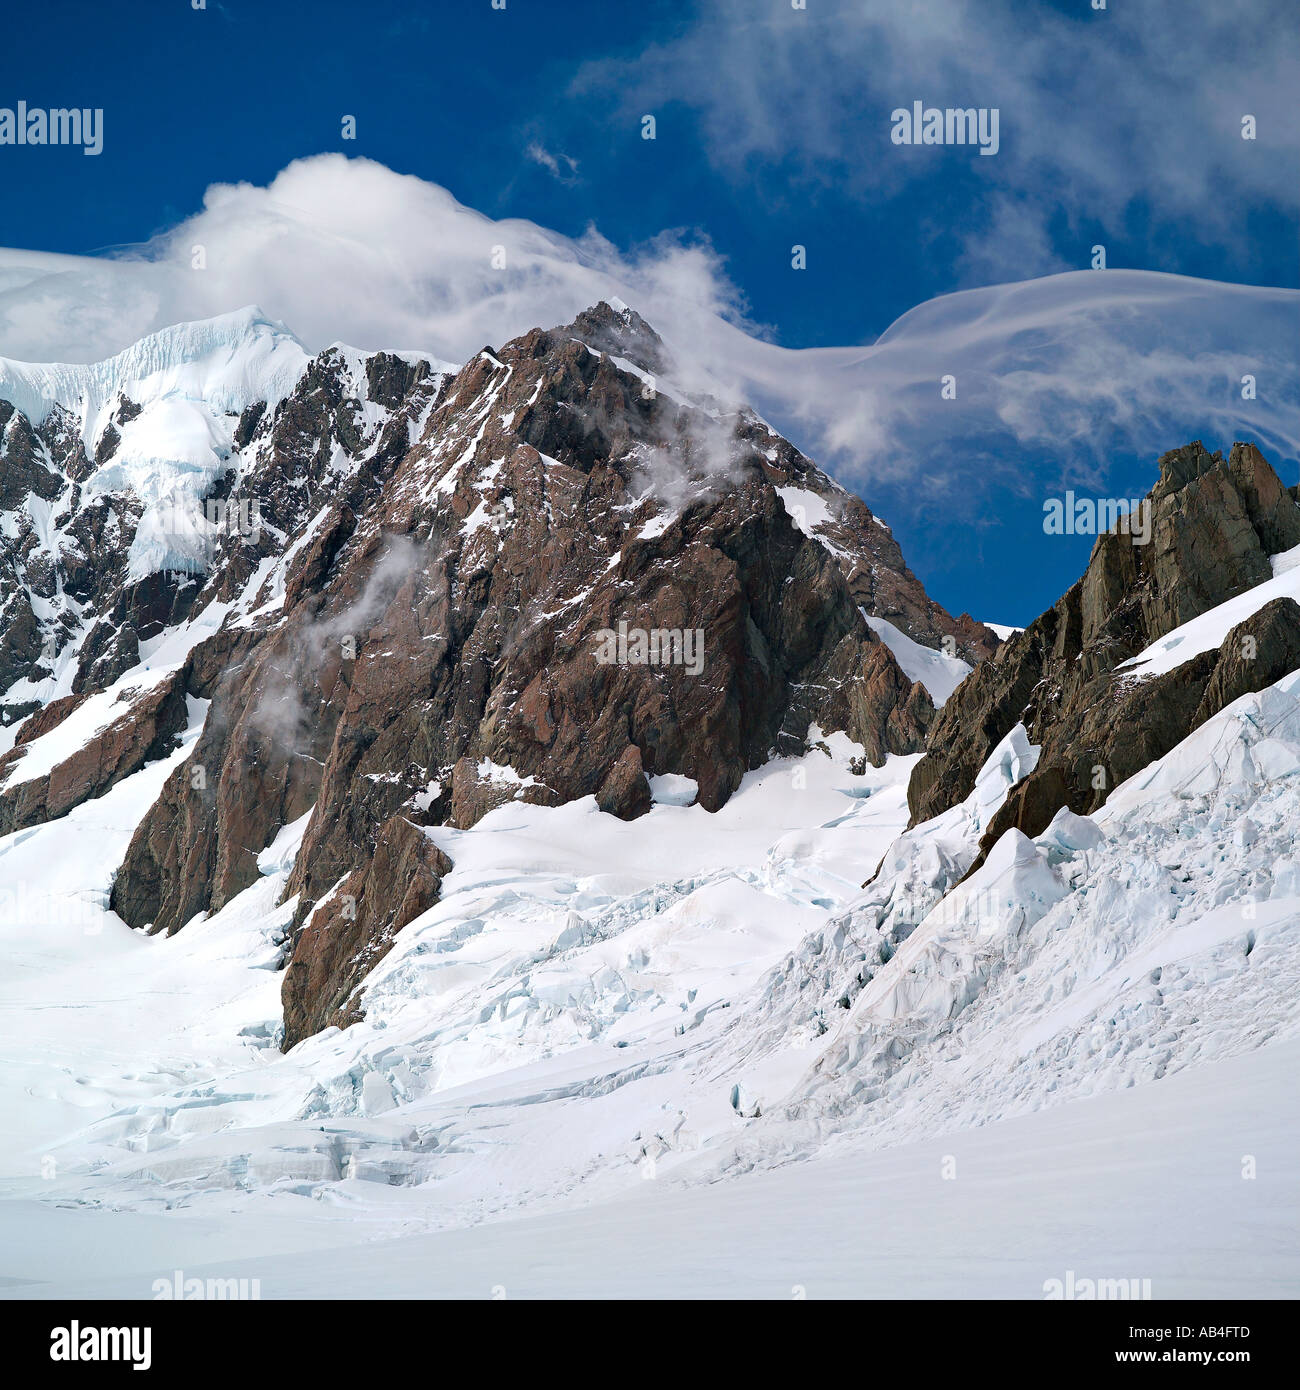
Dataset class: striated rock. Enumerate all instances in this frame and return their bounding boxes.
[1228,441,1300,556]
[280,816,453,1049]
[1142,443,1270,634]
[1193,597,1300,724]
[282,504,355,609]
[109,619,346,933]
[596,743,654,818]
[268,311,957,951]
[449,754,562,826]
[0,401,64,509]
[0,670,189,836]
[913,442,1300,863]
[0,592,44,706]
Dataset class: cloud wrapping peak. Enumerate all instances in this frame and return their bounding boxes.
[0,156,1294,529]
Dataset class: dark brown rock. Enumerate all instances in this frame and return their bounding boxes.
[596,743,653,817]
[911,442,1300,850]
[280,815,453,1048]
[0,670,189,836]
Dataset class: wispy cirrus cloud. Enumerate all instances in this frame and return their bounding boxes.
[571,0,1300,284]
[525,140,580,185]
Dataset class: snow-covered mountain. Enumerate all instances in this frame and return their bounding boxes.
[0,308,455,723]
[0,301,1297,1299]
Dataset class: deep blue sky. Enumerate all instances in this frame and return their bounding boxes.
[1,0,1296,624]
[3,0,1295,343]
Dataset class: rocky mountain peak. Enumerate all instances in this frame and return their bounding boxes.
[1151,438,1221,499]
[563,299,668,376]
[0,304,997,1050]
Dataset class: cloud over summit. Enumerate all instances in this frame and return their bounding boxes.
[0,152,1294,621]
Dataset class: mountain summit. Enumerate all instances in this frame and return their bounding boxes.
[0,303,995,1046]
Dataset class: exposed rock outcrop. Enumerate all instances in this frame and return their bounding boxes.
[281,815,453,1048]
[910,441,1300,867]
[0,302,997,1047]
[0,670,190,836]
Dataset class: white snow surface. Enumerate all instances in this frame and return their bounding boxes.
[1,649,1297,1295]
[863,612,971,706]
[6,1037,1294,1298]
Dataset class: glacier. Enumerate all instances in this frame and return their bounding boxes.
[0,608,1297,1295]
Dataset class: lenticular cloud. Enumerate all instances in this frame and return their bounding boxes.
[0,154,1295,510]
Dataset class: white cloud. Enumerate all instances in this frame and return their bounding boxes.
[0,155,1294,523]
[572,0,1300,281]
[0,156,747,366]
[950,194,1071,287]
[525,140,579,184]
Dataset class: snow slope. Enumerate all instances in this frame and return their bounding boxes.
[3,645,1295,1240]
[0,729,920,1222]
[6,1035,1294,1299]
[734,671,1300,1171]
[0,652,1297,1295]
[1119,542,1300,680]
[863,613,971,705]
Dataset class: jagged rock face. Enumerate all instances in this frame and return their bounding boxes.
[281,815,453,1048]
[0,329,445,831]
[0,390,192,720]
[0,401,106,721]
[105,621,340,936]
[1,302,990,1048]
[0,672,190,836]
[113,309,970,955]
[909,441,1300,859]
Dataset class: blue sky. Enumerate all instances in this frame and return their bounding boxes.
[1,0,1297,624]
